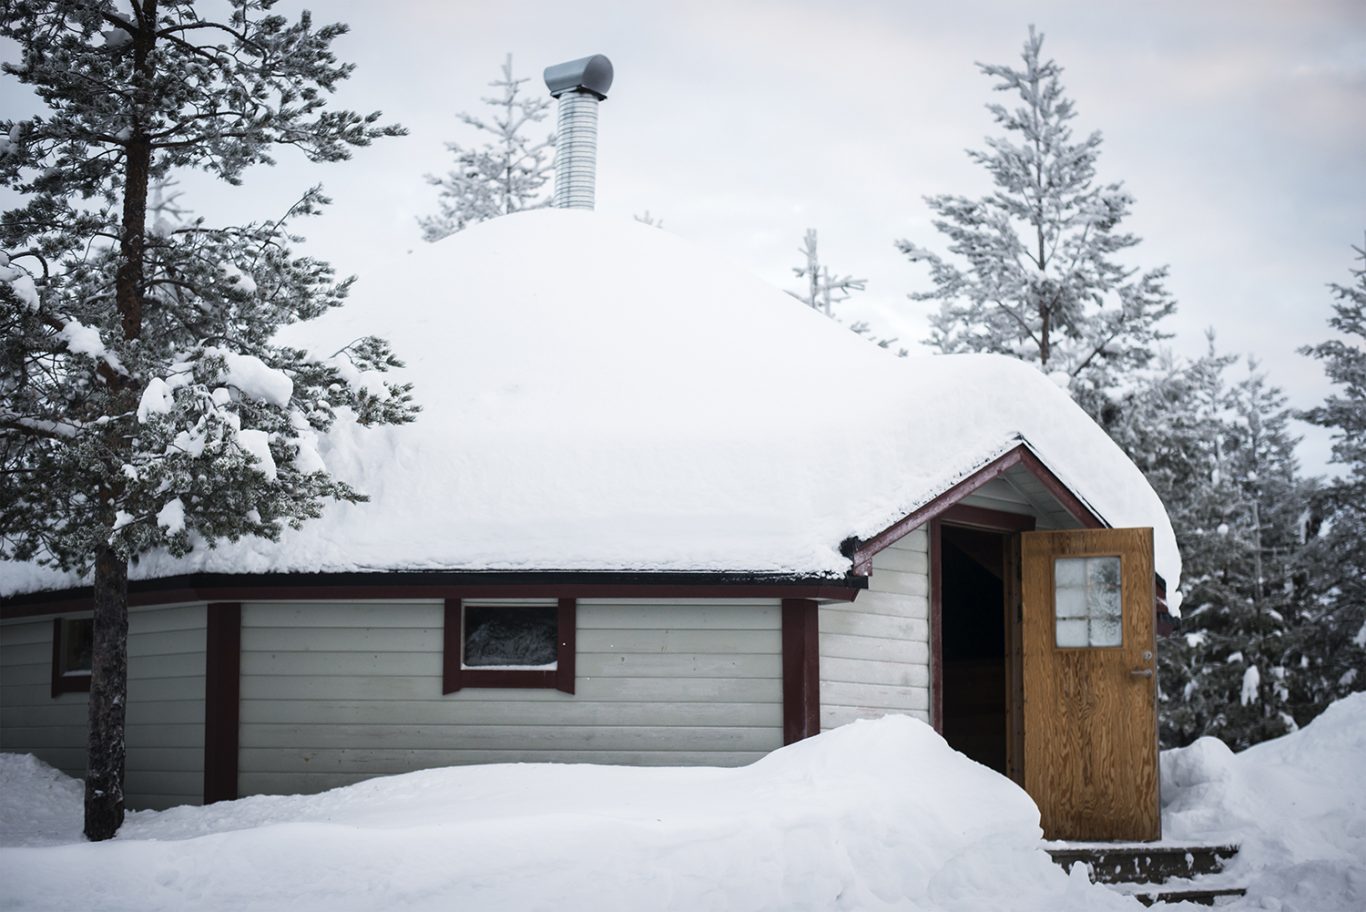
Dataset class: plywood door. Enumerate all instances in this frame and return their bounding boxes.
[1021,528,1159,841]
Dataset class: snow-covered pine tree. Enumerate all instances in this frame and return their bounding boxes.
[1295,237,1366,718]
[788,228,902,353]
[0,0,411,840]
[1151,349,1313,749]
[419,54,554,242]
[898,27,1175,419]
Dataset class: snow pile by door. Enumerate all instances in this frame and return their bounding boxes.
[1161,691,1366,911]
[0,715,1135,912]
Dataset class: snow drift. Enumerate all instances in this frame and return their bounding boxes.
[8,697,1366,909]
[0,715,1134,912]
[2,210,1178,598]
[1162,691,1366,910]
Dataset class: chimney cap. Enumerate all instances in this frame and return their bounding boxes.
[544,54,614,100]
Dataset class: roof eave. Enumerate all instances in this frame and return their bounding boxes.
[0,568,868,618]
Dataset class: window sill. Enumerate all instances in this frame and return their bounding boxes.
[51,671,91,697]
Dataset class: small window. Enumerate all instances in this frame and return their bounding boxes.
[1054,556,1123,648]
[463,604,558,668]
[51,617,94,697]
[443,598,575,694]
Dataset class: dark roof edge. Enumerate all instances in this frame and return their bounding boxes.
[1,569,868,618]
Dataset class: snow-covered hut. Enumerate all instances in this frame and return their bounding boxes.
[0,210,1178,841]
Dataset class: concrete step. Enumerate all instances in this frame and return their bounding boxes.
[1046,844,1240,885]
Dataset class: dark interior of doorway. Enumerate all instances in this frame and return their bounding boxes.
[940,524,1008,775]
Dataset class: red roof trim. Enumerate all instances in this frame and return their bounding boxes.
[1,570,866,618]
[850,442,1105,574]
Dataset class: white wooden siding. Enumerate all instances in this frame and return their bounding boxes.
[0,604,207,810]
[236,598,782,797]
[959,477,1034,515]
[820,529,931,729]
[961,468,1084,530]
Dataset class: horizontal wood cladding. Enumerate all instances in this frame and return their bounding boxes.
[2,572,864,618]
[822,657,929,689]
[961,477,1032,509]
[824,589,929,621]
[820,680,931,712]
[0,604,208,810]
[820,536,932,728]
[0,722,204,750]
[239,674,781,704]
[238,748,774,792]
[238,724,779,752]
[238,746,776,773]
[236,599,783,796]
[821,609,927,641]
[239,699,781,728]
[819,632,929,664]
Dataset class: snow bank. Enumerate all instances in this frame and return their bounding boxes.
[1,210,1178,599]
[0,754,83,847]
[1162,692,1366,910]
[0,716,1138,911]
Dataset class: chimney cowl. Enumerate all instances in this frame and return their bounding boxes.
[544,54,614,100]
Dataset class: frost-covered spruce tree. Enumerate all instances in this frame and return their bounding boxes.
[1295,238,1366,718]
[0,0,411,840]
[788,228,901,353]
[1153,352,1312,749]
[419,53,554,242]
[789,228,866,318]
[898,27,1175,418]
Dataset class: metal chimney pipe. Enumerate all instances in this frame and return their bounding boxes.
[544,55,614,210]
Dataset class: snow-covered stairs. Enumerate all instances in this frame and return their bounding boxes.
[1046,844,1246,906]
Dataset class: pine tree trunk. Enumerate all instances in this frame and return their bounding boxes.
[84,543,129,841]
[84,5,154,842]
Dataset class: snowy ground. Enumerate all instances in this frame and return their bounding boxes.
[2,700,1364,911]
[1160,692,1366,910]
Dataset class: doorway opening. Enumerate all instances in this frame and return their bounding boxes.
[939,523,1010,776]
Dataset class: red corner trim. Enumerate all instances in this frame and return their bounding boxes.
[203,602,241,804]
[781,598,820,745]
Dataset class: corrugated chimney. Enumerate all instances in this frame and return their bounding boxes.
[544,55,614,210]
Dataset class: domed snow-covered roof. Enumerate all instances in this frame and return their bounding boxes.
[3,209,1179,597]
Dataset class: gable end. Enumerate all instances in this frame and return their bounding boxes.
[849,443,1104,575]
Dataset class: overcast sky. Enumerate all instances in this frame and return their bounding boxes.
[4,0,1364,473]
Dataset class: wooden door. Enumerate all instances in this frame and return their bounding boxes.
[1021,528,1159,842]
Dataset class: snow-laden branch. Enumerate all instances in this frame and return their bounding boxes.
[0,412,84,440]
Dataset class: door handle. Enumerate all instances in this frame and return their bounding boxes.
[1130,668,1154,678]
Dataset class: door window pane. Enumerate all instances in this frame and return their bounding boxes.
[1054,556,1123,647]
[1055,618,1090,648]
